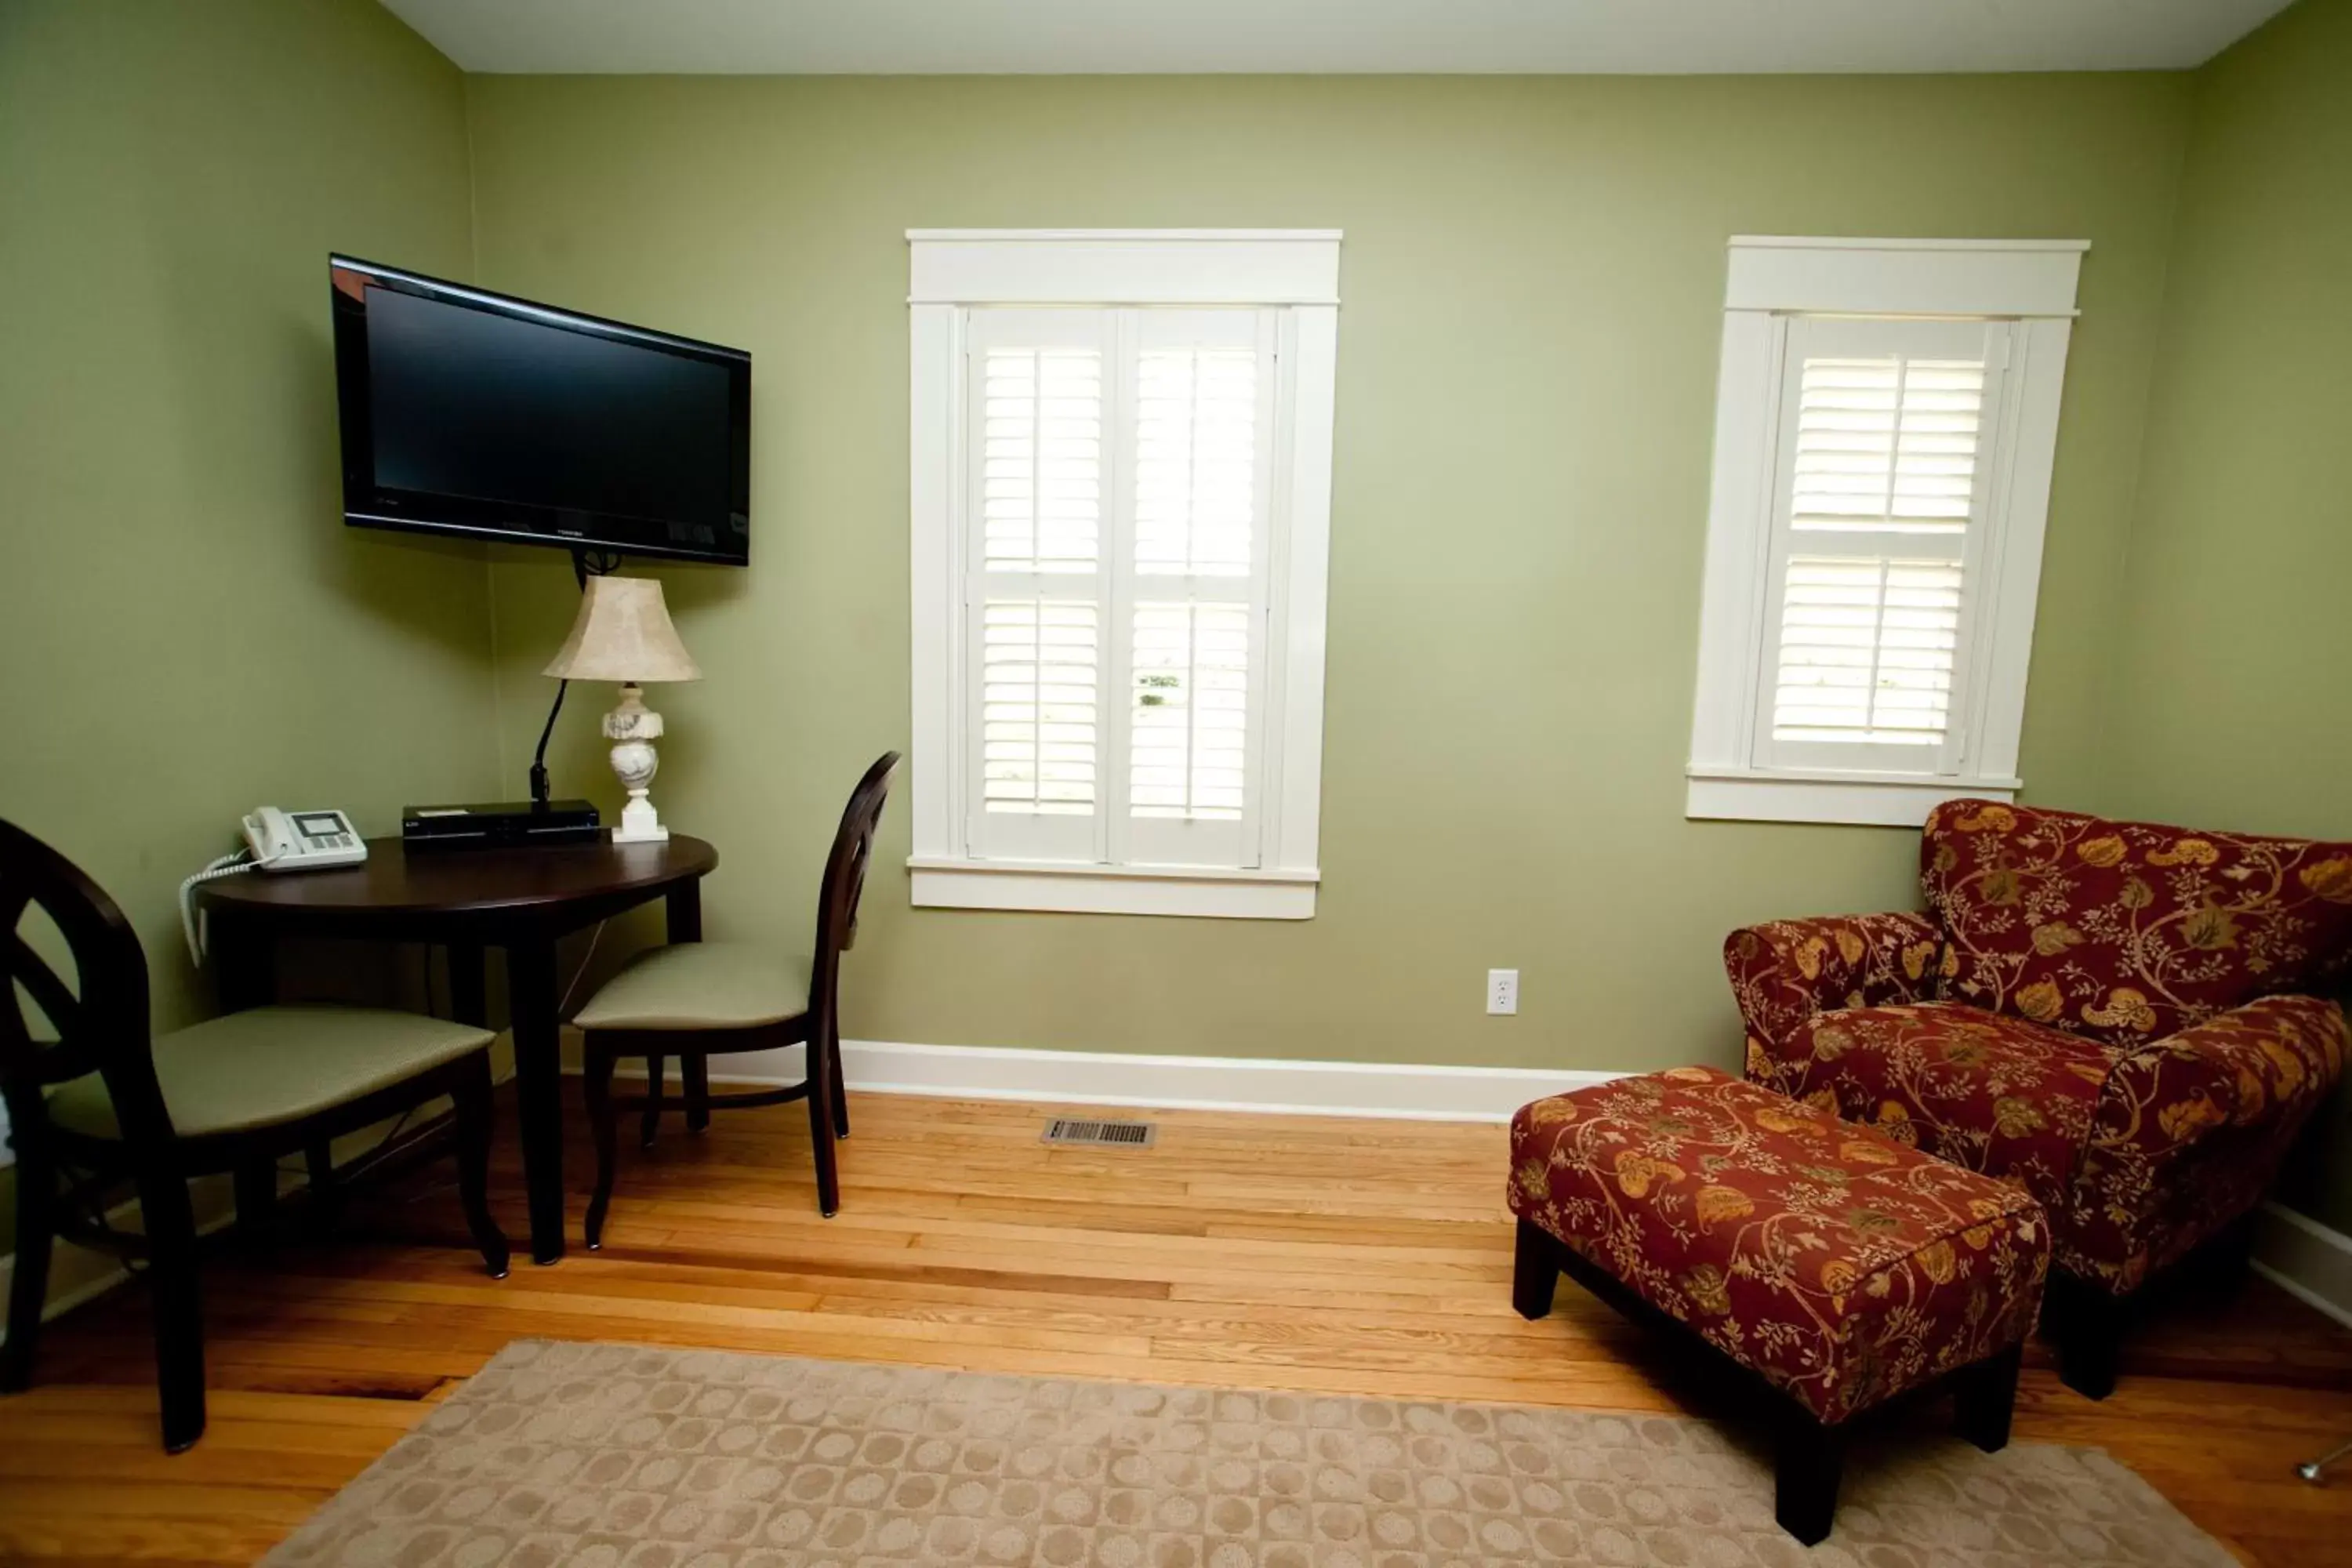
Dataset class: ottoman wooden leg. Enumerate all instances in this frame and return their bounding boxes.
[1512,1218,1562,1321]
[1774,1415,1844,1547]
[1955,1343,2023,1452]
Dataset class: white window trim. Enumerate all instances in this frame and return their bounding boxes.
[908,230,1338,919]
[1686,236,2084,827]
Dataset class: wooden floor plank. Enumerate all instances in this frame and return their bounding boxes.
[1,1086,2346,1565]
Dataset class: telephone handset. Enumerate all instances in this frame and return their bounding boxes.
[180,808,367,965]
[242,807,367,871]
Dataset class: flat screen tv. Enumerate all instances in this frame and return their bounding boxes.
[331,256,751,565]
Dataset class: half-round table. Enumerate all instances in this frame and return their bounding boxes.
[198,834,718,1264]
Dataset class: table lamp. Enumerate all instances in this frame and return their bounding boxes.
[544,576,702,843]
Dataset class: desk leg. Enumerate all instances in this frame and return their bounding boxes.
[507,939,566,1265]
[447,945,488,1028]
[212,916,275,1013]
[666,883,702,943]
[668,884,710,1132]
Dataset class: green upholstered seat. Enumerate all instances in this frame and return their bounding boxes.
[572,942,809,1032]
[45,1005,495,1140]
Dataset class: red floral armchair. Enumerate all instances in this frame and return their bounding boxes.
[1726,800,2350,1396]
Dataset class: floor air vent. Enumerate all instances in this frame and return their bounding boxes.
[1042,1117,1157,1149]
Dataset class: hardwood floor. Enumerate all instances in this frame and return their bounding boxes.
[2,1086,2347,1566]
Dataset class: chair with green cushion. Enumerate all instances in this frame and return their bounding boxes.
[0,818,508,1453]
[575,752,897,1243]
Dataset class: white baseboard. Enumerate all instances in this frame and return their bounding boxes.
[2252,1201,2352,1330]
[610,1036,1621,1123]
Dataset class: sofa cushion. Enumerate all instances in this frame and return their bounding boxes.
[1748,1001,2118,1217]
[1509,1065,2049,1425]
[1921,800,2352,1045]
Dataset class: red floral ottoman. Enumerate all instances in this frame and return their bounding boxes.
[1508,1065,2050,1544]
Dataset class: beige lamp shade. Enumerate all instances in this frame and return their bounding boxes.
[543,576,702,684]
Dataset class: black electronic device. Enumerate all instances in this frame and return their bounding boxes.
[401,800,604,851]
[331,255,752,565]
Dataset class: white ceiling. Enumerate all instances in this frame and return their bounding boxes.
[381,0,2290,75]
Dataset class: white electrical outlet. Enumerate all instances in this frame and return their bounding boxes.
[1486,968,1519,1016]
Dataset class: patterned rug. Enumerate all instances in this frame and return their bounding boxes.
[264,1339,2233,1567]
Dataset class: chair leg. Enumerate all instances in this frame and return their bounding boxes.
[452,1054,511,1279]
[641,1054,665,1149]
[827,1022,849,1139]
[805,1029,840,1218]
[1954,1341,2021,1452]
[583,1042,622,1251]
[233,1159,278,1250]
[683,1053,711,1134]
[2,1149,56,1394]
[2049,1272,2126,1401]
[303,1140,342,1238]
[1512,1218,1561,1321]
[135,1171,206,1454]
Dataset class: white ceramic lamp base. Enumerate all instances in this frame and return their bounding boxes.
[604,685,673,844]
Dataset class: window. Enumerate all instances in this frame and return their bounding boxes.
[1687,238,2085,826]
[907,231,1339,917]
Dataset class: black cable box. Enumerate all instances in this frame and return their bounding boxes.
[401,800,603,851]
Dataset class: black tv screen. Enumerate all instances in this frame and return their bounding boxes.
[331,256,750,564]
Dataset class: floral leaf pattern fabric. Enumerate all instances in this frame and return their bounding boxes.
[1727,799,2352,1300]
[1508,1066,2049,1426]
[1744,1003,2116,1231]
[2067,993,2347,1290]
[1723,912,1945,1069]
[1922,800,2352,1046]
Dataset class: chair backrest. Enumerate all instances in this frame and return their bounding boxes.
[0,818,176,1146]
[808,753,901,1022]
[1921,798,2352,1044]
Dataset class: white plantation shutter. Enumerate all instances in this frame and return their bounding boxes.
[1753,315,2011,776]
[965,311,1112,862]
[1117,310,1272,868]
[961,306,1276,869]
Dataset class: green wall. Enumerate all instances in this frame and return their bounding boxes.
[5,0,2348,1264]
[2106,0,2352,1228]
[463,73,2191,1073]
[0,1,501,1246]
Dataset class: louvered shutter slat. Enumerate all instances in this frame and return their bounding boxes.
[983,348,1101,573]
[1130,601,1250,821]
[981,600,1098,814]
[1135,347,1257,577]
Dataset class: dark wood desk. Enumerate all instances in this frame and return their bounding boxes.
[196,835,718,1265]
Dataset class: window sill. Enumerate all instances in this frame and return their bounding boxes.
[907,857,1318,920]
[1685,768,2020,827]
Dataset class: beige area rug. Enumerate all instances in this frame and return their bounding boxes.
[264,1340,2232,1568]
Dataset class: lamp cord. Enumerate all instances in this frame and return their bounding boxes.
[529,680,568,808]
[534,549,625,805]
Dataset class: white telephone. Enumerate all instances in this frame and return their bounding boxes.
[179,808,367,965]
[242,807,368,871]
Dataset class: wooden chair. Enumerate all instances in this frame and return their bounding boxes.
[0,818,509,1453]
[575,752,898,1242]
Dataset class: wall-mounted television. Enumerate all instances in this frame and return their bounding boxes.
[331,256,751,565]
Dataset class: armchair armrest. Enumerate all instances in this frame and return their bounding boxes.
[1724,911,1944,1068]
[2067,993,2349,1290]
